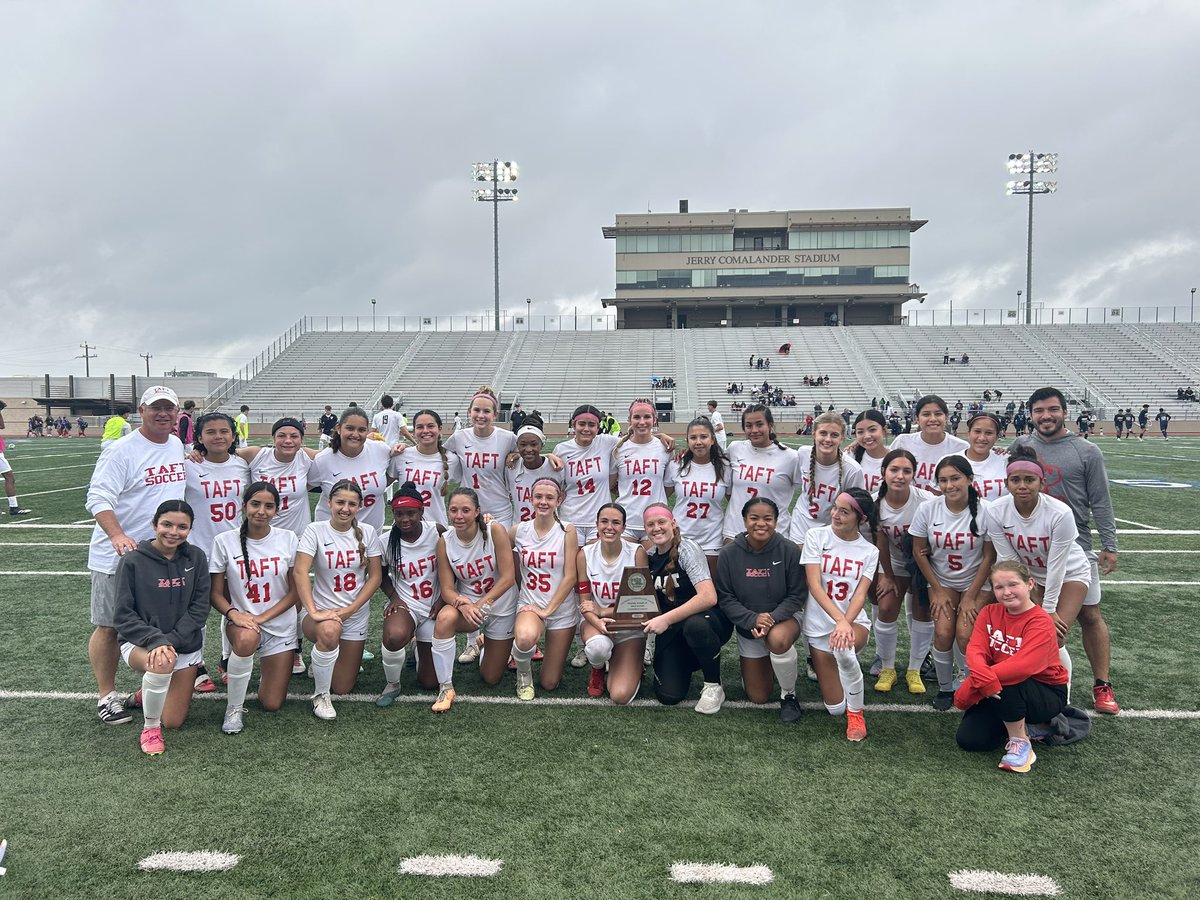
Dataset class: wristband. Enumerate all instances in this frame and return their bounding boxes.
[225,608,235,621]
[576,581,591,595]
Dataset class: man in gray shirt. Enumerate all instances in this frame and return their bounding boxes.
[1011,387,1120,715]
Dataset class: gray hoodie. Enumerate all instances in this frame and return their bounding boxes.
[716,531,806,635]
[113,540,211,654]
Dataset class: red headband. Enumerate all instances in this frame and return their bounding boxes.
[531,476,562,494]
[629,401,655,417]
[471,392,497,410]
[1006,460,1045,477]
[643,503,674,522]
[573,413,600,424]
[837,492,865,520]
[391,495,424,510]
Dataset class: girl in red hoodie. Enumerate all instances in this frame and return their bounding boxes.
[953,560,1068,773]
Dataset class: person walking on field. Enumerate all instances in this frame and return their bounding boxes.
[0,401,32,515]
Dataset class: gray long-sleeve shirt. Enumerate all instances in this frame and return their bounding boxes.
[1009,431,1117,553]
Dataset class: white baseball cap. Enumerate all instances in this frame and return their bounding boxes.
[139,385,179,407]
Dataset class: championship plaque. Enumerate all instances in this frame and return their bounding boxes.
[610,566,661,630]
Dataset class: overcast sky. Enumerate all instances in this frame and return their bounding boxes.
[1,0,1197,377]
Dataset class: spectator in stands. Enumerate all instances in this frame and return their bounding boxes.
[779,342,791,355]
[943,348,950,365]
[983,390,993,402]
[749,354,755,368]
[961,353,969,365]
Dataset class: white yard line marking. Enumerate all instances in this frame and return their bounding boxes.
[1114,517,1160,529]
[4,517,42,525]
[138,851,240,873]
[398,855,503,877]
[671,863,774,885]
[16,485,87,498]
[1096,529,1200,536]
[72,519,94,524]
[1101,580,1200,586]
[949,869,1061,896]
[0,524,93,529]
[2,689,1198,717]
[1117,549,1200,554]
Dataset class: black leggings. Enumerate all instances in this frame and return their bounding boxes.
[956,679,1068,752]
[652,610,733,706]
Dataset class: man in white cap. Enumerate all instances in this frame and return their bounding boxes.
[86,385,187,724]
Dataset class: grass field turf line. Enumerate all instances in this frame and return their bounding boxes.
[0,435,1198,899]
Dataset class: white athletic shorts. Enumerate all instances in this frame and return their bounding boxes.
[0,452,11,476]
[736,612,804,659]
[484,611,516,641]
[302,603,371,641]
[572,525,596,545]
[526,598,581,632]
[257,630,300,658]
[392,608,435,643]
[120,643,204,671]
[805,618,872,655]
[1084,550,1102,607]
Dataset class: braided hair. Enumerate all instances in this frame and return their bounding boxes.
[807,412,847,500]
[386,480,426,571]
[935,455,982,536]
[412,409,449,485]
[680,416,728,483]
[876,448,918,505]
[448,486,489,548]
[239,481,280,587]
[329,478,368,566]
[741,404,786,451]
[193,412,238,457]
[852,409,888,463]
[329,407,370,454]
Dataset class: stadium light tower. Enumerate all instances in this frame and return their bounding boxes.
[472,160,520,331]
[1006,151,1058,325]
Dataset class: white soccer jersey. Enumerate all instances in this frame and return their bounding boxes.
[800,525,879,637]
[966,451,1009,502]
[722,440,798,539]
[514,519,575,612]
[185,454,252,558]
[613,438,672,531]
[296,519,383,611]
[248,447,314,535]
[877,486,936,572]
[556,433,620,528]
[382,520,442,620]
[506,458,567,524]
[210,527,298,644]
[309,440,393,531]
[371,409,403,446]
[856,451,885,495]
[443,523,515,616]
[709,410,727,448]
[908,495,992,592]
[388,449,458,528]
[890,432,970,493]
[666,459,731,553]
[445,427,518,525]
[583,539,642,605]
[984,493,1092,612]
[789,448,864,545]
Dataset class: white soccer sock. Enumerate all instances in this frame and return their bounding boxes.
[225,652,254,711]
[585,635,613,668]
[467,629,481,646]
[141,670,172,729]
[874,619,899,669]
[220,614,231,662]
[824,699,846,716]
[953,643,968,679]
[381,645,407,686]
[1059,646,1073,703]
[431,637,456,686]
[511,642,534,675]
[310,646,340,697]
[905,592,914,630]
[7,497,17,509]
[908,620,934,671]
[932,646,955,692]
[770,646,799,696]
[834,647,864,712]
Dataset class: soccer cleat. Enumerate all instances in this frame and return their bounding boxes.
[1093,683,1120,715]
[218,659,229,685]
[458,643,480,664]
[906,670,927,695]
[868,653,883,677]
[845,709,867,742]
[361,648,375,662]
[375,683,403,708]
[97,693,132,725]
[139,726,165,755]
[919,652,935,680]
[806,657,819,682]
[531,645,544,662]
[587,666,607,698]
[222,706,245,735]
[695,682,725,715]
[999,737,1036,773]
[8,507,32,516]
[193,666,216,694]
[123,689,143,711]
[431,687,457,713]
[779,692,802,724]
[570,645,589,669]
[874,668,898,693]
[516,670,535,701]
[932,690,955,711]
[311,693,336,720]
[507,654,518,672]
[292,652,306,675]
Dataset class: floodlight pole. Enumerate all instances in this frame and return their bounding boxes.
[493,161,500,332]
[1025,148,1034,325]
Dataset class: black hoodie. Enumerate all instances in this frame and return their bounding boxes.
[113,540,211,654]
[715,531,806,635]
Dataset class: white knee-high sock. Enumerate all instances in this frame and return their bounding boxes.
[381,646,406,686]
[225,652,254,711]
[932,647,955,691]
[874,619,899,669]
[585,635,613,668]
[311,646,340,697]
[432,637,456,686]
[824,699,846,716]
[770,647,799,696]
[511,642,534,676]
[834,647,864,712]
[220,614,231,661]
[141,670,172,729]
[905,592,914,629]
[1059,646,1073,703]
[908,620,934,670]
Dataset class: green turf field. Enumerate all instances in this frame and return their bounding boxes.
[1,434,1197,899]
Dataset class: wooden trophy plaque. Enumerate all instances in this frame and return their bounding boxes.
[609,566,661,631]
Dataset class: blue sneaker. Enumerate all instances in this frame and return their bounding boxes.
[999,738,1036,773]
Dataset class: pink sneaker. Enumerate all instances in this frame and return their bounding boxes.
[140,726,165,756]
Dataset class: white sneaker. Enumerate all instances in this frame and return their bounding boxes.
[644,633,656,666]
[222,706,245,735]
[806,657,819,682]
[292,653,306,675]
[458,643,480,664]
[311,693,336,720]
[570,644,589,668]
[695,682,725,715]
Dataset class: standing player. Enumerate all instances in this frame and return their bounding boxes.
[666,417,731,568]
[308,407,396,531]
[388,410,455,529]
[722,405,798,542]
[850,409,890,494]
[1076,410,1091,439]
[317,405,338,451]
[371,394,412,446]
[890,395,970,493]
[1137,405,1150,441]
[1155,407,1171,439]
[1111,408,1125,440]
[86,386,187,725]
[506,414,565,524]
[790,412,863,547]
[1123,408,1135,440]
[453,411,463,433]
[612,399,673,540]
[706,400,727,449]
[1011,387,1120,715]
[963,413,1009,501]
[235,406,250,448]
[0,402,32,515]
[800,488,880,741]
[100,405,133,450]
[445,387,520,527]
